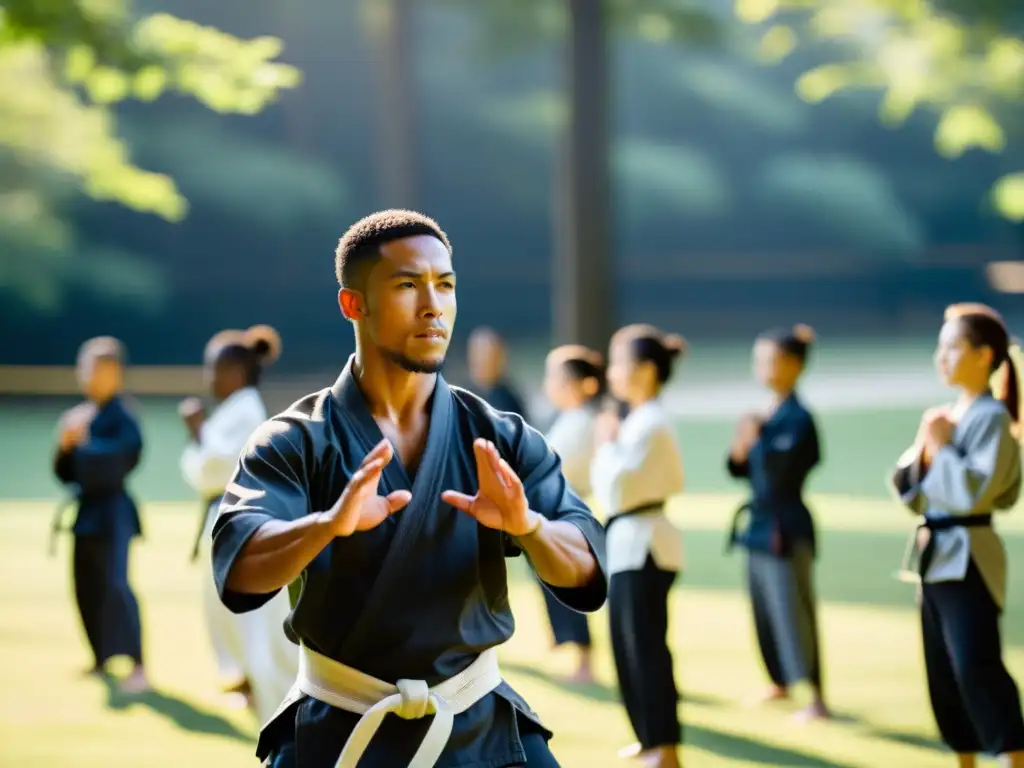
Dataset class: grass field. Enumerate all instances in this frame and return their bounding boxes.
[3,496,1024,767]
[2,341,1023,767]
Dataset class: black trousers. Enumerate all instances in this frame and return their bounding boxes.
[265,714,560,767]
[538,577,591,647]
[746,544,822,690]
[921,561,1024,755]
[609,557,679,749]
[73,532,143,667]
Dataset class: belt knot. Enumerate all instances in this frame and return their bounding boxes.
[394,678,433,720]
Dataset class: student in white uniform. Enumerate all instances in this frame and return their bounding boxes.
[179,324,298,724]
[891,304,1024,768]
[591,323,685,768]
[541,344,605,685]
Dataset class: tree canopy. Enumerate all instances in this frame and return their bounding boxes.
[0,0,300,307]
[734,0,1024,221]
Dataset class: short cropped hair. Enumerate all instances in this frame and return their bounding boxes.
[77,336,125,368]
[335,209,452,289]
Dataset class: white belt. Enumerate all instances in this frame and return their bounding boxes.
[296,644,502,768]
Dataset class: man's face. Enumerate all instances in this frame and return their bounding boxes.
[344,235,456,373]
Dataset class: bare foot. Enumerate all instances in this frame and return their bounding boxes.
[566,665,595,686]
[639,746,681,768]
[119,667,152,694]
[617,742,642,759]
[791,700,830,723]
[222,678,252,696]
[744,685,788,707]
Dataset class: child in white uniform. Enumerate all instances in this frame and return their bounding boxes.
[180,325,298,723]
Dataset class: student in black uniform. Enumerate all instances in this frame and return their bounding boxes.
[212,210,608,768]
[726,324,828,722]
[53,336,149,694]
[891,303,1024,768]
[467,326,527,416]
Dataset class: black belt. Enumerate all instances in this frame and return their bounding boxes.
[48,494,77,558]
[190,495,223,563]
[604,502,664,532]
[725,501,752,554]
[918,514,992,575]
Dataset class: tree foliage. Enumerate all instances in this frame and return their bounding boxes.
[0,0,301,307]
[734,0,1024,221]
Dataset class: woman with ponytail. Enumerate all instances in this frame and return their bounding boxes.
[591,324,686,768]
[726,324,829,722]
[179,325,298,724]
[892,304,1024,768]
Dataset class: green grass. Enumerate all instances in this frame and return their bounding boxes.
[3,497,1024,767]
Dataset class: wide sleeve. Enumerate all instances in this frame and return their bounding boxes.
[590,426,684,515]
[181,403,264,498]
[70,416,143,494]
[505,417,608,613]
[918,412,1022,515]
[726,456,749,479]
[545,416,594,497]
[53,448,75,485]
[210,418,313,614]
[889,444,928,515]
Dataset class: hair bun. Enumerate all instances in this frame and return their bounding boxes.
[245,325,282,365]
[663,333,687,358]
[792,324,816,344]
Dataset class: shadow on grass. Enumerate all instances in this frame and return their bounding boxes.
[504,661,944,763]
[102,675,253,744]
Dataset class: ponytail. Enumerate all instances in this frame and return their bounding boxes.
[611,323,686,386]
[205,324,282,388]
[998,349,1021,433]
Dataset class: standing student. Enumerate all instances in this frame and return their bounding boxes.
[891,303,1024,768]
[467,326,528,416]
[180,324,297,724]
[541,344,604,685]
[725,324,828,722]
[211,210,607,767]
[591,324,685,768]
[53,336,149,693]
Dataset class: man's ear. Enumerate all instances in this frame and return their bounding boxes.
[339,288,365,321]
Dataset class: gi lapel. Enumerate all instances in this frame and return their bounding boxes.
[330,357,455,661]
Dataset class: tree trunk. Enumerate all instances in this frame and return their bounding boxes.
[553,0,613,349]
[364,0,419,209]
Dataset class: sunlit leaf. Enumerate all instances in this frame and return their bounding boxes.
[878,85,922,125]
[735,0,779,24]
[63,45,95,83]
[934,105,1005,158]
[795,64,850,103]
[758,25,797,63]
[132,65,166,101]
[86,65,130,103]
[992,174,1024,222]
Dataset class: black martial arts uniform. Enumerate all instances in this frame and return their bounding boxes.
[53,396,144,670]
[212,359,608,767]
[727,393,824,693]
